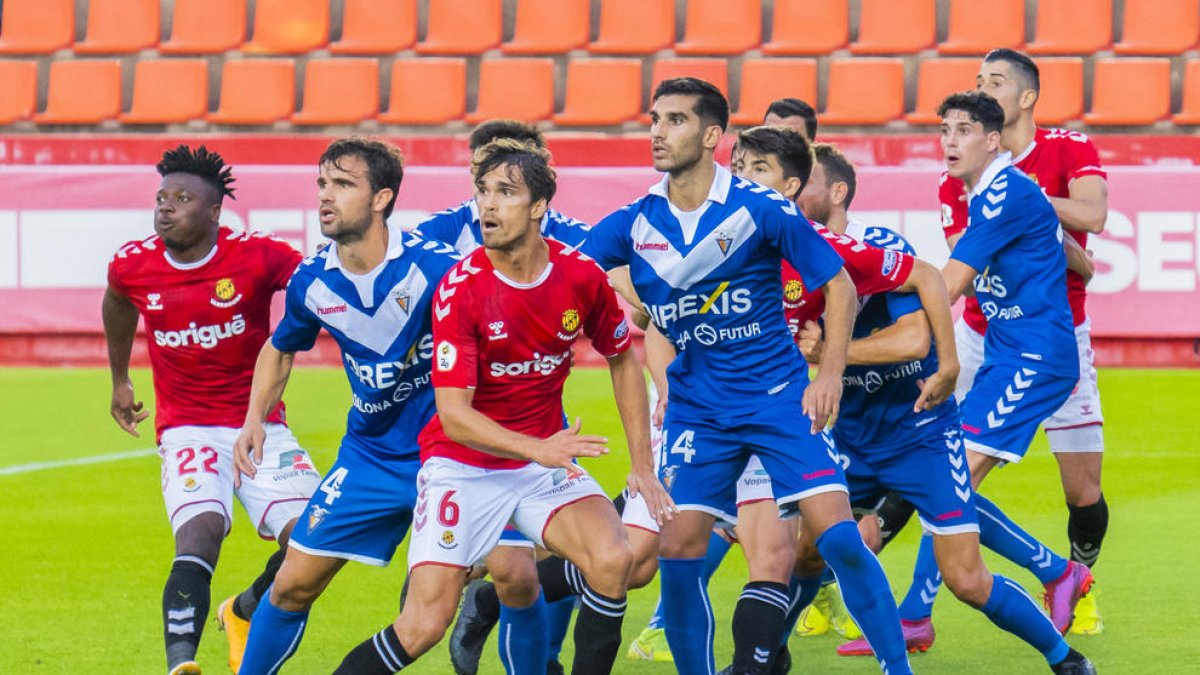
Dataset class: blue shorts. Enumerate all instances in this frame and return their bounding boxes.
[960,363,1076,463]
[660,398,848,522]
[843,425,979,535]
[288,439,419,567]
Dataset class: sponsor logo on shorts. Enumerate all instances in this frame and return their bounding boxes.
[613,318,629,340]
[307,505,329,533]
[881,249,899,277]
[552,468,569,485]
[211,277,243,308]
[280,449,315,471]
[439,530,458,550]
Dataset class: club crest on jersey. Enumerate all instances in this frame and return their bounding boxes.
[439,530,458,550]
[147,292,164,310]
[436,341,457,371]
[783,279,805,303]
[182,477,200,493]
[210,278,243,308]
[561,309,581,333]
[393,292,411,314]
[308,505,329,533]
[715,234,734,256]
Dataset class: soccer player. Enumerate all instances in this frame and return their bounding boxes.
[415,119,590,254]
[763,98,818,140]
[330,139,669,675]
[582,77,911,675]
[885,48,1110,639]
[103,145,321,675]
[233,138,459,674]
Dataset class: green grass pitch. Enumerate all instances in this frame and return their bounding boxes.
[1,367,1198,673]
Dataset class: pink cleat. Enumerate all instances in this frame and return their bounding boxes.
[836,618,935,657]
[1043,561,1094,634]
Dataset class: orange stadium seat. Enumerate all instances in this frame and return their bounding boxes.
[416,0,502,55]
[0,60,38,124]
[1084,58,1171,126]
[465,59,555,123]
[554,59,643,126]
[763,0,848,55]
[940,0,1025,55]
[34,60,121,124]
[159,0,246,54]
[75,0,160,54]
[1115,0,1200,55]
[1026,0,1112,55]
[243,0,329,54]
[120,60,209,124]
[905,59,980,125]
[330,0,417,55]
[589,0,675,55]
[503,0,590,55]
[820,58,905,126]
[0,0,74,54]
[379,58,467,125]
[851,0,936,55]
[207,59,296,125]
[650,58,729,96]
[676,0,761,56]
[731,59,817,126]
[1173,60,1200,125]
[292,58,380,126]
[1033,57,1084,126]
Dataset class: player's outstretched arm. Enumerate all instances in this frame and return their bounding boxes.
[233,342,296,487]
[1063,234,1095,284]
[607,349,676,525]
[898,259,959,409]
[804,268,854,432]
[102,287,148,437]
[435,388,609,470]
[643,324,675,427]
[1049,175,1108,234]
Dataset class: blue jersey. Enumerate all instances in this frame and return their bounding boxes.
[414,198,591,255]
[835,227,958,452]
[951,155,1078,378]
[582,164,845,417]
[272,225,460,460]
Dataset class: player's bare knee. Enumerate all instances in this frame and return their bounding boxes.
[793,536,825,578]
[942,565,991,608]
[747,544,795,582]
[493,566,540,608]
[396,600,456,656]
[580,540,633,596]
[269,562,327,611]
[629,555,659,589]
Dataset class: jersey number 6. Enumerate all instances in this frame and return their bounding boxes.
[438,490,460,527]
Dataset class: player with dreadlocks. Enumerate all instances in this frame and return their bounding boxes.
[103,145,321,675]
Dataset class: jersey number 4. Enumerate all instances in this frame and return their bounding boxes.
[176,447,218,476]
[670,430,697,464]
[319,467,349,506]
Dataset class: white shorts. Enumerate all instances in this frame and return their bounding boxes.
[954,317,1104,453]
[408,457,609,570]
[159,424,321,539]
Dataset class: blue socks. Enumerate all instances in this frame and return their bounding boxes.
[658,557,714,675]
[646,530,732,631]
[780,574,823,646]
[976,495,1069,584]
[980,574,1070,665]
[897,533,941,621]
[240,589,309,675]
[497,594,549,675]
[545,597,575,662]
[817,521,912,675]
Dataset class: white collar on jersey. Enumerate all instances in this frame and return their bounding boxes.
[323,221,406,272]
[648,162,732,207]
[969,152,1014,200]
[467,196,552,229]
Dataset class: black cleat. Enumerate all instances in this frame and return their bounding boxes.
[771,645,792,675]
[1051,648,1097,675]
[449,580,500,675]
[546,660,565,675]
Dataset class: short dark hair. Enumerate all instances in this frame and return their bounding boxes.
[319,137,405,218]
[812,143,858,209]
[938,91,1006,135]
[471,139,557,207]
[983,48,1040,94]
[736,125,815,191]
[157,145,236,201]
[764,98,818,140]
[468,119,545,152]
[653,77,730,132]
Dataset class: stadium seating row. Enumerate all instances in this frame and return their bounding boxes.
[0,0,1197,57]
[3,55,1195,128]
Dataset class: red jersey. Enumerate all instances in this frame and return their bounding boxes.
[107,227,301,440]
[784,224,916,337]
[941,127,1106,333]
[420,239,632,470]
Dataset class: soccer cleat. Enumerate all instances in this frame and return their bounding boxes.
[167,662,202,675]
[1069,588,1103,635]
[546,660,565,675]
[625,626,673,662]
[715,646,792,675]
[1050,648,1097,674]
[215,596,249,673]
[449,580,499,675]
[836,617,934,657]
[825,583,863,640]
[1043,561,1094,634]
[794,586,832,637]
